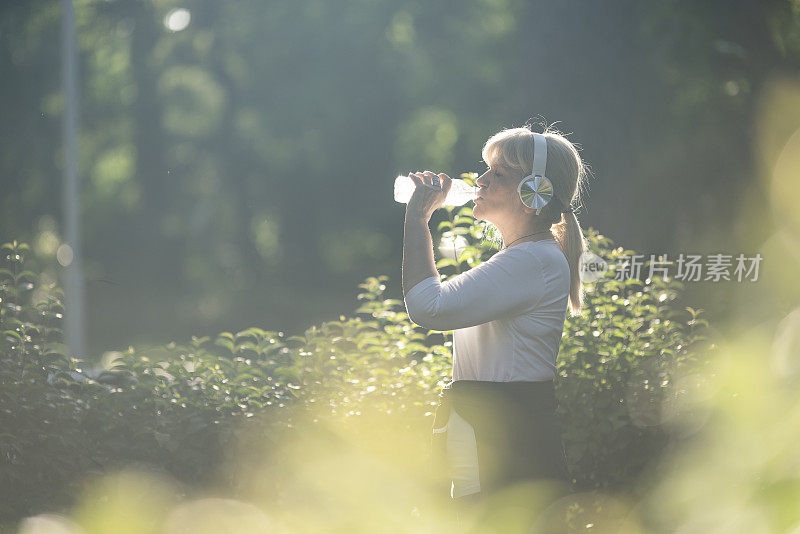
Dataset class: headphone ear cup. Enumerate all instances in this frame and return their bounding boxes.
[518,174,554,214]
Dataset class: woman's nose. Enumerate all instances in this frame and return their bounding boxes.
[476,172,489,188]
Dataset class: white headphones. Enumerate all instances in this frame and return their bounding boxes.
[517,132,554,215]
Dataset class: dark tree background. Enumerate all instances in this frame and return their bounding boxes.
[2,0,798,357]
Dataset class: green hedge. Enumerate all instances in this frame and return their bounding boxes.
[0,208,714,527]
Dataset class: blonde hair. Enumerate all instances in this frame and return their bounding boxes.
[480,121,591,317]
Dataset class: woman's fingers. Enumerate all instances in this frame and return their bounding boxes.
[423,170,439,188]
[410,170,450,191]
[411,171,433,188]
[438,173,452,193]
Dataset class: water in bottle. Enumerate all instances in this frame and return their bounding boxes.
[393,174,477,206]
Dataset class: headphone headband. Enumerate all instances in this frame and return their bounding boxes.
[516,131,554,215]
[532,132,547,177]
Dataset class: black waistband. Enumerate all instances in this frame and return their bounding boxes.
[448,379,554,392]
[440,379,557,414]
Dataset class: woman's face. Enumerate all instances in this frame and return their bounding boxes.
[473,162,524,223]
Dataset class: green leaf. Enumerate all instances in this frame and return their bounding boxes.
[16,270,37,281]
[215,338,234,352]
[436,259,458,269]
[4,330,21,341]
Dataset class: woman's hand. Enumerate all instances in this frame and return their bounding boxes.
[406,170,453,221]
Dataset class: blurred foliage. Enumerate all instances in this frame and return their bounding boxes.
[2,204,716,529]
[2,0,798,353]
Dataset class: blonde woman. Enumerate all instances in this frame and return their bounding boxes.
[402,123,588,523]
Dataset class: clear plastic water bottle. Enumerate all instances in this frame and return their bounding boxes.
[393,174,477,206]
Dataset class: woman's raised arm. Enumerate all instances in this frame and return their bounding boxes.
[404,245,546,331]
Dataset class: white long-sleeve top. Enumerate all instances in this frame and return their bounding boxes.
[404,237,570,382]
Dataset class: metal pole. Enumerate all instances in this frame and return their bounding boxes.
[61,0,86,360]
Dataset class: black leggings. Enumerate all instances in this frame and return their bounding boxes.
[446,380,570,493]
[453,491,483,529]
[435,380,572,529]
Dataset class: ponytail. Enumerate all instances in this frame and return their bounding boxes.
[552,210,586,317]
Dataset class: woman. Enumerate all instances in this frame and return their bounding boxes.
[402,124,588,524]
